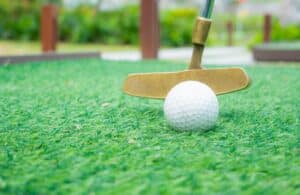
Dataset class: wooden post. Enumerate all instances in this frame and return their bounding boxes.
[140,0,160,59]
[226,21,234,46]
[263,14,272,43]
[41,4,58,53]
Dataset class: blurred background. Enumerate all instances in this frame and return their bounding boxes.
[0,0,299,63]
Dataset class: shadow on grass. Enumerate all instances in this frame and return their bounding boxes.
[221,106,250,120]
[119,96,251,137]
[130,105,220,135]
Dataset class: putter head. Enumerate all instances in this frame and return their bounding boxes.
[123,68,250,99]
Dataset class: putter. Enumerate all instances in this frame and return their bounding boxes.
[123,0,250,99]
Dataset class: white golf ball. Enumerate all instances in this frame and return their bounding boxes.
[164,81,219,131]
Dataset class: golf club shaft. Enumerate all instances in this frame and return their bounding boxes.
[202,0,215,19]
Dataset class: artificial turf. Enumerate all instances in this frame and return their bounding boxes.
[0,59,299,194]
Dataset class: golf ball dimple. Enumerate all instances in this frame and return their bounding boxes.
[164,81,219,131]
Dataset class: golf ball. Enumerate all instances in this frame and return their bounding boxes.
[164,81,219,131]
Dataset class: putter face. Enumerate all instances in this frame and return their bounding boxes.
[123,68,250,99]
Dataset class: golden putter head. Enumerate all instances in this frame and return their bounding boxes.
[123,68,250,99]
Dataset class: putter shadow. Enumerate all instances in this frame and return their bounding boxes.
[125,103,222,135]
[124,101,250,135]
[218,108,251,128]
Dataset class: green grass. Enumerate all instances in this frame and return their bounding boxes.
[0,59,299,194]
[0,40,138,55]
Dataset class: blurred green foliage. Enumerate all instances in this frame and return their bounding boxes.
[161,8,196,46]
[249,17,300,48]
[0,1,40,40]
[0,3,299,47]
[272,19,300,41]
